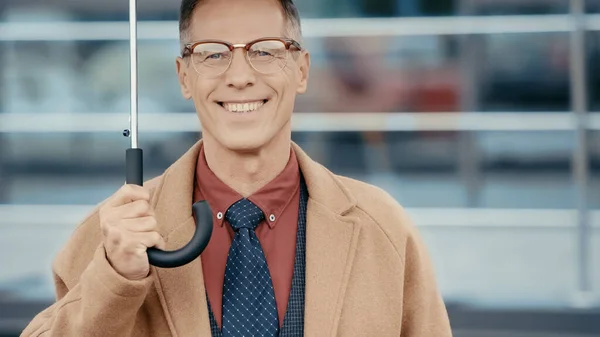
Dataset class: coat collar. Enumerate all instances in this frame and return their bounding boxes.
[150,139,357,237]
[148,140,360,336]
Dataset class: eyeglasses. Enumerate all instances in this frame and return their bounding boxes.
[182,37,302,77]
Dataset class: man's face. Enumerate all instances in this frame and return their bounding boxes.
[176,0,310,152]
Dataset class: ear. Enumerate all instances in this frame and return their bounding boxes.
[295,50,310,94]
[176,56,193,100]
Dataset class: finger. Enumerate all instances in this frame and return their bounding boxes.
[108,184,150,207]
[111,200,154,220]
[133,231,167,251]
[119,216,159,233]
[103,225,123,250]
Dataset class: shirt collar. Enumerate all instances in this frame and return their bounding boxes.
[195,145,300,229]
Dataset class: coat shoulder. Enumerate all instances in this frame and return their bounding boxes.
[53,175,165,288]
[335,175,419,261]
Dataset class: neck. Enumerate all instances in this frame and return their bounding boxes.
[202,131,291,197]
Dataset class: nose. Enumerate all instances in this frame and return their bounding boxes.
[224,49,256,89]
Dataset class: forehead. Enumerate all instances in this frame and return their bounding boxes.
[188,0,287,43]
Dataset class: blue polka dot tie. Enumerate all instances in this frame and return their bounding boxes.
[222,198,279,337]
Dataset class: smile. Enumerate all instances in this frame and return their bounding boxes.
[218,100,268,113]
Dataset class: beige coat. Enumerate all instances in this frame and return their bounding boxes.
[21,141,452,337]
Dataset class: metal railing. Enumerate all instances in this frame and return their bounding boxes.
[1,204,599,229]
[2,14,600,41]
[0,1,596,304]
[0,112,599,133]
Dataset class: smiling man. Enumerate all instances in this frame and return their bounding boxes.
[22,0,452,336]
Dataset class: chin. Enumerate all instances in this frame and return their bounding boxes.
[218,133,272,152]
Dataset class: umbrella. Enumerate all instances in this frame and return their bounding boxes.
[123,0,213,268]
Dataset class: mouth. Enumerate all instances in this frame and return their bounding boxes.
[217,99,269,113]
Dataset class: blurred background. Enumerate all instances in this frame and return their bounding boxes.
[1,0,600,336]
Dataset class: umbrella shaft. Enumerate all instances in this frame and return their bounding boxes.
[129,0,138,149]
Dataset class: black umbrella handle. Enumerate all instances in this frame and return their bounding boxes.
[125,147,213,268]
[125,148,144,186]
[125,0,211,268]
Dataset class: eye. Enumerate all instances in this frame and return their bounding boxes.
[250,49,273,57]
[205,53,224,60]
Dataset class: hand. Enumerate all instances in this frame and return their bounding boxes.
[99,184,166,280]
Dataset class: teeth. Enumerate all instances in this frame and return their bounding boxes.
[222,101,264,113]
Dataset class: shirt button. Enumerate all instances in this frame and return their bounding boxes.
[269,214,276,222]
[217,212,223,220]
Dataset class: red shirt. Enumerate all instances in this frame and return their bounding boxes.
[193,145,300,329]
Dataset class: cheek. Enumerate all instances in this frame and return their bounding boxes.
[189,76,216,105]
[274,68,298,99]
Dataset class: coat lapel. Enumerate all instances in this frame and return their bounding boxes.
[146,140,361,337]
[292,144,361,336]
[152,217,212,337]
[147,141,212,337]
[303,200,361,336]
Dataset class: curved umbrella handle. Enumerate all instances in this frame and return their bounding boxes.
[125,148,213,268]
[125,0,212,268]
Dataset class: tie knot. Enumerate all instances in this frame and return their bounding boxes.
[225,198,264,231]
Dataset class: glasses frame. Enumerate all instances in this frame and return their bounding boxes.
[181,37,303,76]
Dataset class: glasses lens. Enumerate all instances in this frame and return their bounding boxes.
[248,40,288,74]
[190,43,231,76]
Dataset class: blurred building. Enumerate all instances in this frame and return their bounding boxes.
[0,0,599,336]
